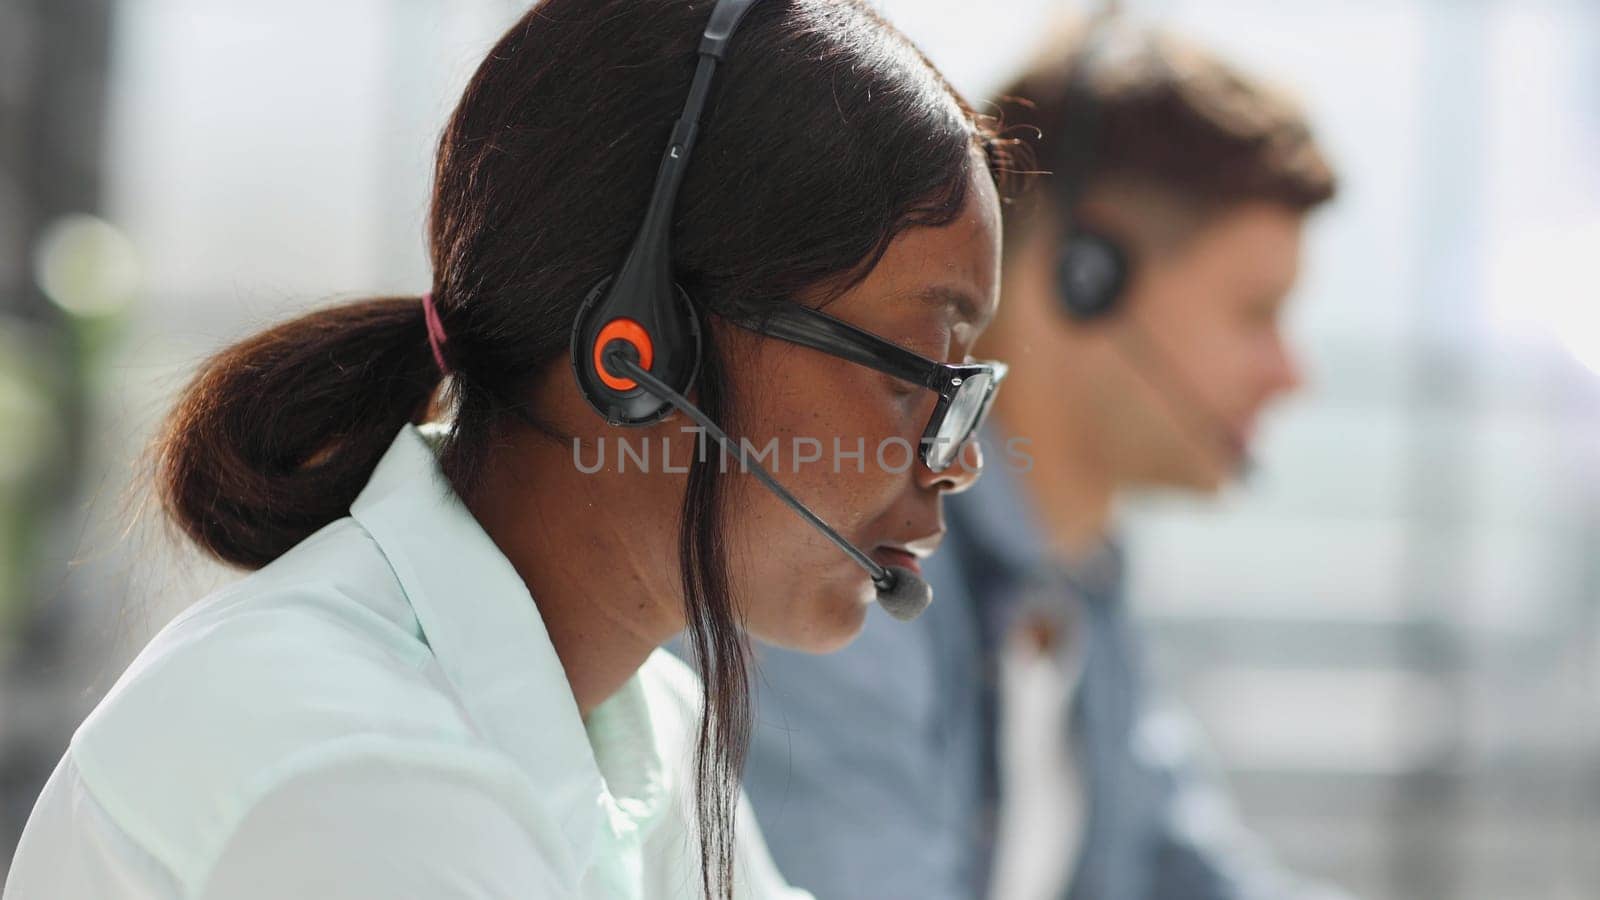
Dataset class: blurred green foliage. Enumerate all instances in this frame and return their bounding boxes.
[0,305,123,654]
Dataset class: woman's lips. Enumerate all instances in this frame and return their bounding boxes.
[873,547,922,576]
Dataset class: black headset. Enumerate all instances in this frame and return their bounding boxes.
[562,0,935,618]
[1052,15,1135,323]
[1049,20,1260,476]
[570,0,764,426]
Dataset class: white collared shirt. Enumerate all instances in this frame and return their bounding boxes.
[987,616,1088,900]
[3,424,809,900]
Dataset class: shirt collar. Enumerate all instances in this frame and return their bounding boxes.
[349,423,666,877]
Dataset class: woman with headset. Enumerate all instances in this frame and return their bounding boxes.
[3,1,1010,898]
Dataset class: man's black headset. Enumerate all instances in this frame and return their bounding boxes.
[1052,15,1137,322]
[566,0,934,620]
[1048,18,1256,475]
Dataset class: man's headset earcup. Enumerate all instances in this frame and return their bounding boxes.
[571,274,702,426]
[1055,228,1131,322]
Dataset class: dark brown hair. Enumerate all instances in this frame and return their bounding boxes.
[997,19,1336,246]
[154,2,1013,897]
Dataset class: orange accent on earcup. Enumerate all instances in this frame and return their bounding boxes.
[593,318,655,391]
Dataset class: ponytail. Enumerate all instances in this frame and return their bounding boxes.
[155,296,443,569]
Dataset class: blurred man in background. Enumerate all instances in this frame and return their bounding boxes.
[738,17,1347,900]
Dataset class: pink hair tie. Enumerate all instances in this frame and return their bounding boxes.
[421,291,451,376]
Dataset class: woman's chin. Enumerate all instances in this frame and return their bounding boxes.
[756,581,873,654]
[805,609,869,654]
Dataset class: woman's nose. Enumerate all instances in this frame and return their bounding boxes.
[917,437,984,493]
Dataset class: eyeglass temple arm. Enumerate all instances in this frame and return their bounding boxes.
[733,304,942,389]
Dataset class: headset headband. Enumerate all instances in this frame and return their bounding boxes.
[569,0,766,425]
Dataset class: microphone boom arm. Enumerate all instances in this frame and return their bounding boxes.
[607,348,895,589]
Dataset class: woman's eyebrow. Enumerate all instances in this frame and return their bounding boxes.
[911,284,991,329]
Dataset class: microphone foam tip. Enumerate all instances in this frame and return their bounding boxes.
[876,566,933,622]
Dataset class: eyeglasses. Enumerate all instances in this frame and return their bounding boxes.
[731,303,1008,472]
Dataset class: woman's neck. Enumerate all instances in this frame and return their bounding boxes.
[465,426,685,718]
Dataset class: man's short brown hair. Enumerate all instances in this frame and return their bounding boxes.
[997,20,1337,243]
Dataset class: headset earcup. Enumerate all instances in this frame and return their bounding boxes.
[1056,229,1130,322]
[571,275,702,426]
